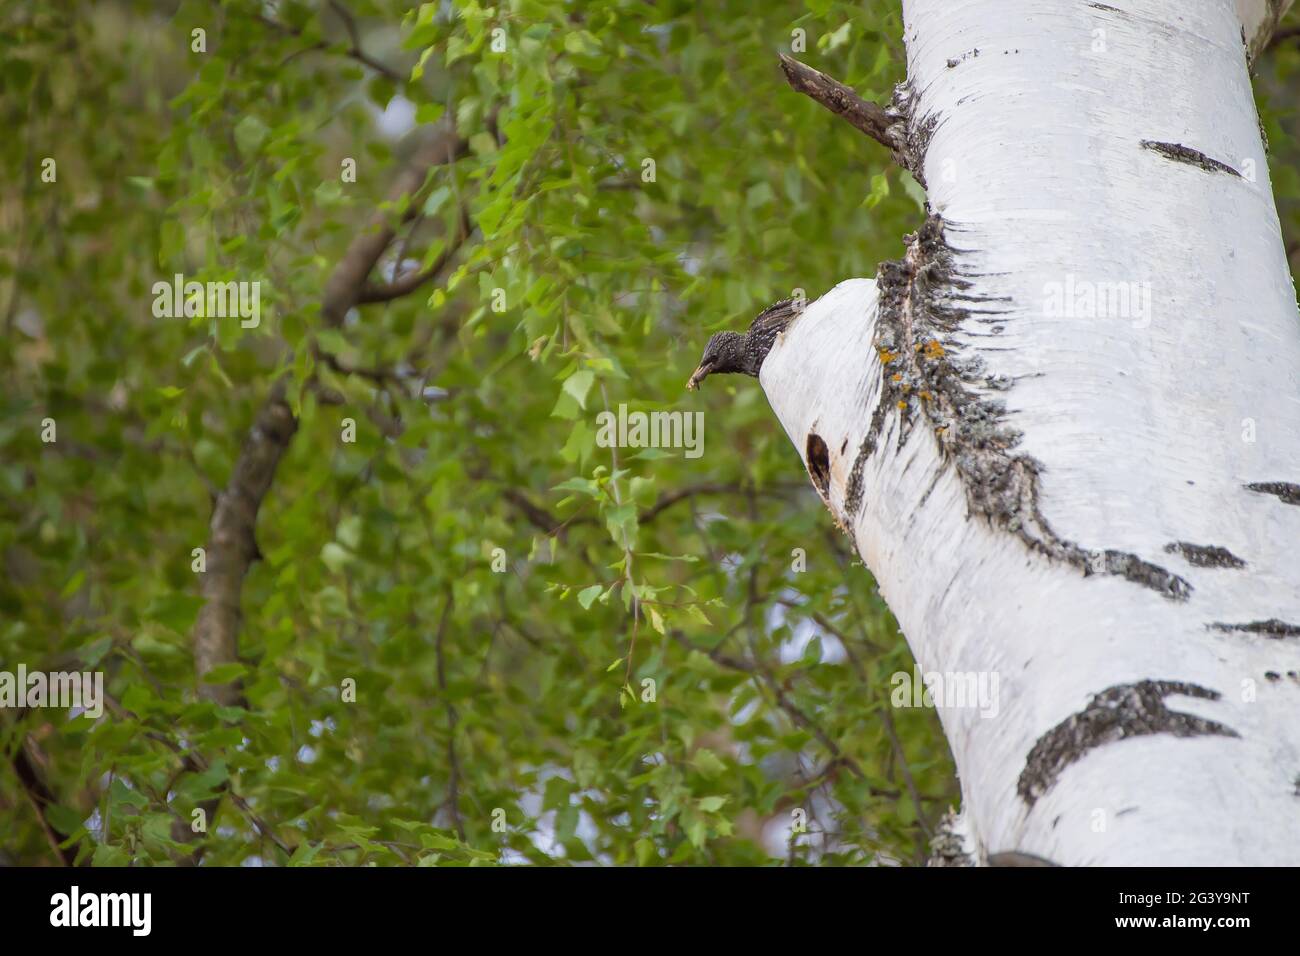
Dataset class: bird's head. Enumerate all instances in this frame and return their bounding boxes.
[686,330,746,390]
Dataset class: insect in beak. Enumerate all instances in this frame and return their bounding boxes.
[686,359,713,391]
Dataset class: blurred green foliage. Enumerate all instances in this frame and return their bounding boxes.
[1,0,1297,867]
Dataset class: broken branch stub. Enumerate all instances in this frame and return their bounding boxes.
[777,54,908,166]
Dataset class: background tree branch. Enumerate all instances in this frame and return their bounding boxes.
[179,120,472,859]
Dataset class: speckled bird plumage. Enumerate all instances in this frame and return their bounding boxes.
[686,298,802,390]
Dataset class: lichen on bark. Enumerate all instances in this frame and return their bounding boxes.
[859,213,1192,600]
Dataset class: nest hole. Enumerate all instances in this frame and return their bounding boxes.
[806,432,831,497]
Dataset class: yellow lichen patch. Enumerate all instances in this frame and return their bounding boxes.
[877,347,899,364]
[896,399,908,410]
[922,339,945,360]
[891,373,902,383]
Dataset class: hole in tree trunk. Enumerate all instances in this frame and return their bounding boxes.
[806,432,831,497]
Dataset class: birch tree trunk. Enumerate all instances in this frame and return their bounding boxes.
[761,0,1300,865]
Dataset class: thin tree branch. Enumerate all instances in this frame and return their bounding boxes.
[322,123,470,326]
[669,631,899,799]
[258,10,404,84]
[433,591,467,842]
[357,204,473,303]
[98,695,292,860]
[778,54,902,156]
[500,481,802,536]
[879,705,933,847]
[315,350,404,385]
[502,488,568,535]
[177,122,470,862]
[192,383,297,710]
[638,481,740,523]
[6,717,84,866]
[1265,24,1300,51]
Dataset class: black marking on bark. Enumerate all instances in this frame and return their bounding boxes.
[1163,542,1246,569]
[1017,680,1239,807]
[1096,551,1192,599]
[1246,481,1300,505]
[806,433,831,497]
[864,213,1191,600]
[1141,140,1242,177]
[946,49,979,69]
[1210,619,1300,639]
[916,467,944,511]
[843,400,890,518]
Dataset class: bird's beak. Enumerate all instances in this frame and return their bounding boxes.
[686,359,713,391]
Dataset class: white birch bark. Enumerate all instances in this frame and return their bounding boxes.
[760,0,1300,865]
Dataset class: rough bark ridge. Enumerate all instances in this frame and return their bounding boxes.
[866,215,1192,601]
[757,0,1300,865]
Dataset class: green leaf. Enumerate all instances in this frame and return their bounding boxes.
[77,636,113,667]
[59,569,86,598]
[321,541,353,573]
[315,329,351,357]
[144,594,206,634]
[93,844,131,867]
[687,816,708,849]
[604,502,638,550]
[201,663,248,685]
[109,777,149,811]
[46,804,85,836]
[336,515,363,551]
[865,170,891,209]
[288,842,323,867]
[415,103,445,125]
[562,370,596,409]
[234,115,269,156]
[691,749,727,779]
[635,837,657,866]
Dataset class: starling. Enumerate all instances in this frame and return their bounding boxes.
[686,298,802,390]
